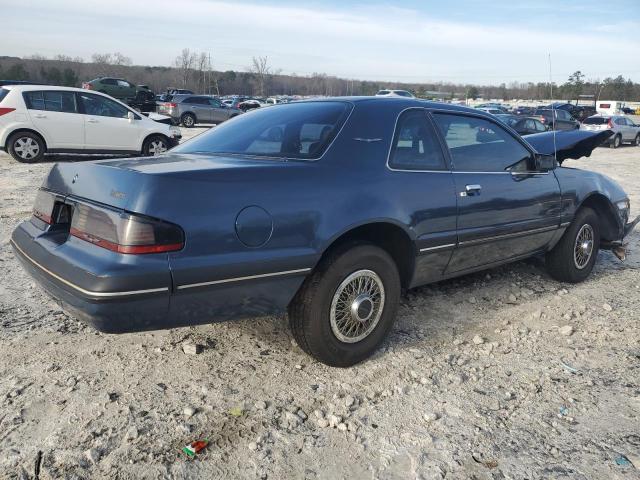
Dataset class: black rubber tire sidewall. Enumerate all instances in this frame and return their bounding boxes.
[546,208,600,283]
[635,134,640,146]
[289,244,401,367]
[8,132,45,163]
[610,135,621,149]
[181,113,195,127]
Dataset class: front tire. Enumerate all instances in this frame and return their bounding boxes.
[288,244,401,367]
[546,208,600,283]
[610,134,622,149]
[7,132,46,163]
[142,135,169,156]
[181,113,196,128]
[634,134,640,147]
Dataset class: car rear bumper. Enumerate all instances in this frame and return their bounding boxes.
[11,219,172,333]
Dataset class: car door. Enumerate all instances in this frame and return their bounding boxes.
[184,97,212,123]
[431,112,562,273]
[78,92,141,151]
[23,90,84,149]
[386,109,458,286]
[557,110,576,130]
[619,117,634,141]
[207,98,227,123]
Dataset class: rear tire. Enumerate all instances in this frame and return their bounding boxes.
[181,113,196,128]
[7,132,46,163]
[288,243,401,367]
[634,134,640,147]
[610,134,622,149]
[142,135,169,156]
[546,208,600,283]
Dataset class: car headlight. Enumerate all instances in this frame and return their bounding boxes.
[616,199,630,222]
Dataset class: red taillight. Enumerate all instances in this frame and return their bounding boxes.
[167,102,177,108]
[607,119,613,128]
[69,202,184,255]
[32,190,56,224]
[82,83,93,90]
[0,107,15,116]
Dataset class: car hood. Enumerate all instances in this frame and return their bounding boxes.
[524,130,613,164]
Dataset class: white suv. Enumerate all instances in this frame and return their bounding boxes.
[0,85,181,162]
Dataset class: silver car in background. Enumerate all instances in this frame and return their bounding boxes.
[157,94,243,127]
[581,115,640,148]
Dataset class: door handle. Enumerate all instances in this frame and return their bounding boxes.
[87,118,99,123]
[462,184,482,196]
[33,114,47,118]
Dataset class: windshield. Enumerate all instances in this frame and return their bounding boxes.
[174,101,352,160]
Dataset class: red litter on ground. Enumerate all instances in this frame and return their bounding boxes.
[182,439,209,457]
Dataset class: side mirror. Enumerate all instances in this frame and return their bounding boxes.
[127,111,135,123]
[535,153,556,171]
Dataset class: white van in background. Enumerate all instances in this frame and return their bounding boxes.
[596,101,624,116]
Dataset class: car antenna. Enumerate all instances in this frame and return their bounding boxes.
[548,53,558,164]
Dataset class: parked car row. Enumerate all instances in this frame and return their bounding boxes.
[0,85,181,162]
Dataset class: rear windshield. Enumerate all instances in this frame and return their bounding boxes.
[0,88,9,103]
[582,117,608,125]
[174,101,352,160]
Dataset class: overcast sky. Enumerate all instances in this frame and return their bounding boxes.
[2,0,639,84]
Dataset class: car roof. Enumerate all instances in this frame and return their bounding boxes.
[295,96,497,116]
[2,84,93,93]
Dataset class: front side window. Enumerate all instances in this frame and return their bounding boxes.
[173,101,352,159]
[433,113,532,172]
[389,109,446,171]
[79,93,129,118]
[116,80,131,87]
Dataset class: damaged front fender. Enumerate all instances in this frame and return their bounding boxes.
[524,130,614,164]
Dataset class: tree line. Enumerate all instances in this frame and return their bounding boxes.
[1,52,639,102]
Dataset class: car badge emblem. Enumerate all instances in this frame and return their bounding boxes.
[72,174,78,184]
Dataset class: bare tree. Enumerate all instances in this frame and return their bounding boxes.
[174,49,196,88]
[196,52,210,94]
[112,52,132,66]
[91,53,112,65]
[250,56,271,97]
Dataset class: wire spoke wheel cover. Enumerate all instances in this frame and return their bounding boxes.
[574,224,594,269]
[14,137,39,159]
[330,269,385,343]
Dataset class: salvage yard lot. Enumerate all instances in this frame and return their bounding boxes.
[0,135,639,479]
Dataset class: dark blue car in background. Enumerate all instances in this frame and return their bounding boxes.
[11,98,638,366]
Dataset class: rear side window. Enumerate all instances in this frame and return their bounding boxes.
[0,88,9,103]
[102,78,117,85]
[433,113,531,172]
[23,91,77,113]
[583,117,607,125]
[389,109,446,171]
[173,101,352,160]
[183,97,209,105]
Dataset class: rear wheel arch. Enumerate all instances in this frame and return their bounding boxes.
[315,222,416,290]
[5,128,48,151]
[578,194,619,242]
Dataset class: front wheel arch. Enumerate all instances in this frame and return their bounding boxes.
[577,193,620,242]
[141,133,170,155]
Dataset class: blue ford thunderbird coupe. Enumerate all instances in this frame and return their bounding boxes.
[11,98,638,366]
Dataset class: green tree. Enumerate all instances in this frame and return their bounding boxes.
[5,63,29,80]
[466,86,479,100]
[62,68,78,86]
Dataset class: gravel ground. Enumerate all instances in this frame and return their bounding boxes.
[0,128,639,480]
